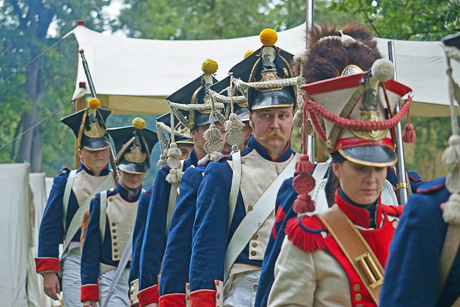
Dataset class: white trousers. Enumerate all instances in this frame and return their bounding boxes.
[224,270,261,307]
[99,268,130,307]
[61,248,82,307]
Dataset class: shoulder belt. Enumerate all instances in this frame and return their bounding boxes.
[438,224,460,303]
[318,204,384,305]
[166,160,185,235]
[223,152,299,282]
[61,172,115,259]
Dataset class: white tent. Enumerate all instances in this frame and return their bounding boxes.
[65,23,460,117]
[0,163,41,307]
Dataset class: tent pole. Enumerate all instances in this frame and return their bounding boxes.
[75,95,86,168]
[305,0,316,162]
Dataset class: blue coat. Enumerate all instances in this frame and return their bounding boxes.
[380,177,460,307]
[189,136,296,306]
[254,168,423,307]
[157,161,212,306]
[35,162,112,273]
[135,148,199,304]
[80,180,142,302]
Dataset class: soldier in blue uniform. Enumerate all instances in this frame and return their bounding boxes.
[35,98,116,307]
[136,60,230,307]
[80,117,157,307]
[129,113,194,307]
[379,34,460,307]
[188,29,299,307]
[254,23,423,307]
[157,74,253,307]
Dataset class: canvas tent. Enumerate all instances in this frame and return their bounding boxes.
[0,163,43,307]
[65,22,460,117]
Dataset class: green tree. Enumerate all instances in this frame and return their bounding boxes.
[0,0,112,172]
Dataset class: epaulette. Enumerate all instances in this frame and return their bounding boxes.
[407,170,422,182]
[416,177,446,194]
[107,187,117,196]
[58,166,71,176]
[144,186,153,194]
[198,159,213,167]
[215,155,232,163]
[161,164,171,172]
[285,215,327,253]
[382,205,403,217]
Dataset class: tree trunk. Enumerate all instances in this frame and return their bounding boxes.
[17,49,45,172]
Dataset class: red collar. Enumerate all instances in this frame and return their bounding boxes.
[334,190,382,228]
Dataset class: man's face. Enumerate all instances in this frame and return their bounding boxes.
[78,147,110,174]
[177,143,194,160]
[249,107,293,153]
[191,122,226,158]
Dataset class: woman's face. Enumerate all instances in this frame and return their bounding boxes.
[332,160,386,205]
[118,170,145,189]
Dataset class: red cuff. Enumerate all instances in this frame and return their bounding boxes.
[159,293,186,307]
[138,285,158,306]
[35,257,60,273]
[81,284,99,302]
[190,290,216,307]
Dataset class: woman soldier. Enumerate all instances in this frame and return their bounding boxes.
[267,23,416,306]
[80,118,157,307]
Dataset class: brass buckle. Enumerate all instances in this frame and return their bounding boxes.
[355,252,383,289]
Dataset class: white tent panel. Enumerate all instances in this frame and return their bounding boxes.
[0,163,40,307]
[66,23,460,116]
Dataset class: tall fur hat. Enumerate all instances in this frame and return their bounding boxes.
[303,22,383,84]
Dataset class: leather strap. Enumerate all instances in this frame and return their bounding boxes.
[228,151,242,234]
[318,205,384,305]
[223,153,299,282]
[166,160,184,234]
[62,169,77,230]
[437,224,460,300]
[99,190,107,248]
[60,174,114,258]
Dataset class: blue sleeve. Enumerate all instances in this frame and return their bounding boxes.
[189,162,231,291]
[159,166,204,296]
[129,188,153,283]
[380,187,450,306]
[81,196,103,286]
[37,168,69,259]
[255,177,298,307]
[138,168,172,290]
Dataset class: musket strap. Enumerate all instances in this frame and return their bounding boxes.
[228,151,242,234]
[437,224,460,301]
[62,170,77,230]
[100,190,107,248]
[318,205,384,305]
[166,160,184,234]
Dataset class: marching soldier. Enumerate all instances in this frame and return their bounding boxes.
[255,22,423,307]
[80,117,157,307]
[157,74,253,307]
[136,60,229,307]
[35,98,116,306]
[188,29,299,307]
[267,22,415,306]
[129,113,194,307]
[379,33,460,307]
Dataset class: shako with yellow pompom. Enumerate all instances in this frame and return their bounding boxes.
[228,28,297,111]
[107,117,158,174]
[61,97,112,150]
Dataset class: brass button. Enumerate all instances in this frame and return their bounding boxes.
[252,242,258,248]
[248,206,253,211]
[109,198,113,202]
[252,234,258,240]
[251,251,256,256]
[114,249,118,252]
[112,223,116,226]
[186,284,190,290]
[357,304,363,307]
[113,236,117,239]
[216,293,220,299]
[392,220,399,228]
[355,293,362,301]
[215,281,220,286]
[113,242,117,246]
[253,284,258,291]
[114,255,118,259]
[353,284,361,291]
[130,290,133,294]
[112,229,116,233]
[186,295,189,301]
